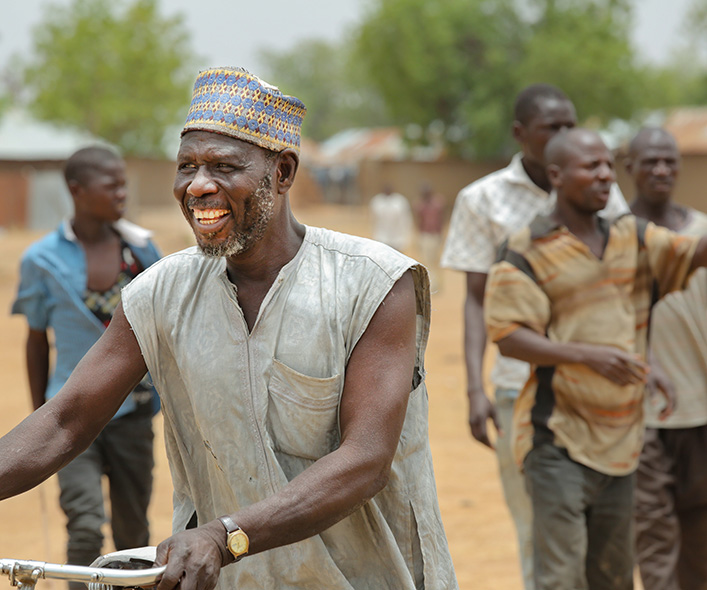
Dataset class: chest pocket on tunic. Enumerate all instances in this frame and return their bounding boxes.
[267,358,343,460]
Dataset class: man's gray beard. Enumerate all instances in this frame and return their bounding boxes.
[198,174,274,258]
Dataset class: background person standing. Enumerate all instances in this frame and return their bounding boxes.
[628,127,707,590]
[11,146,161,588]
[369,183,413,252]
[440,84,628,590]
[414,182,446,292]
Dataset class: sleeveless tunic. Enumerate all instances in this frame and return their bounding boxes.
[122,226,458,590]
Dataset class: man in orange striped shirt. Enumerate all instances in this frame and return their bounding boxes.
[484,128,707,590]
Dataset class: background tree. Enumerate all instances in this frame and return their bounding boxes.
[516,0,643,122]
[259,39,388,142]
[670,0,707,105]
[22,0,197,156]
[354,0,524,157]
[352,0,705,157]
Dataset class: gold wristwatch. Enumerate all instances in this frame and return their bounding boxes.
[218,515,249,561]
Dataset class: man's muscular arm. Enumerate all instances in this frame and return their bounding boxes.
[155,271,419,590]
[0,304,147,499]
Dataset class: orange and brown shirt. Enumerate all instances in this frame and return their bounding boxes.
[484,214,698,476]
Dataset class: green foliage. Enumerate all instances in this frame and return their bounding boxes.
[259,39,388,141]
[517,0,642,122]
[675,0,707,104]
[349,0,707,157]
[354,0,524,157]
[23,0,197,156]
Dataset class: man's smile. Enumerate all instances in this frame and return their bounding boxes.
[191,208,231,227]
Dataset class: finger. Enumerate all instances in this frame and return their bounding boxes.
[621,361,649,381]
[154,542,170,567]
[156,565,183,590]
[489,405,503,439]
[657,383,677,420]
[659,401,674,420]
[470,421,494,449]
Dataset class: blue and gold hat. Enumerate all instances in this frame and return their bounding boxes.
[182,67,307,153]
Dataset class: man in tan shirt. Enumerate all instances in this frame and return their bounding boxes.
[628,127,707,590]
[484,128,707,589]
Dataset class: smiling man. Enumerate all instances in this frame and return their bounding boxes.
[11,146,162,587]
[484,128,707,590]
[0,67,457,590]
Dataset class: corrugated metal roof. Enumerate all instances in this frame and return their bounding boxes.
[0,110,99,160]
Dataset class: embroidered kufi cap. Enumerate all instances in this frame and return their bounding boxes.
[182,66,307,153]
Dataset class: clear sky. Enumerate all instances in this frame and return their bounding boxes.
[0,0,696,78]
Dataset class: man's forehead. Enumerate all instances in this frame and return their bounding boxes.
[635,137,679,159]
[567,139,612,162]
[533,97,575,121]
[557,132,611,166]
[178,130,261,157]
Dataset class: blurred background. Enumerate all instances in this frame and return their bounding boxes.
[0,0,705,228]
[0,2,704,589]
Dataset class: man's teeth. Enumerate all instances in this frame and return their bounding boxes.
[193,209,229,225]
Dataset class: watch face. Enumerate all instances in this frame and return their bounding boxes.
[228,530,249,556]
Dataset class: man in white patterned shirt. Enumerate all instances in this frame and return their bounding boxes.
[440,83,628,590]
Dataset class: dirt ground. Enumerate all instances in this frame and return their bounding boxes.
[0,202,531,590]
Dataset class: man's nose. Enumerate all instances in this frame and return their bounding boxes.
[598,162,615,182]
[653,160,671,176]
[188,167,218,197]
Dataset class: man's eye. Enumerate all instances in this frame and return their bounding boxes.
[178,163,196,171]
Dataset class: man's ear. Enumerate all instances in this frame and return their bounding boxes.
[624,157,634,176]
[547,163,562,189]
[67,179,83,200]
[512,121,525,145]
[275,149,299,195]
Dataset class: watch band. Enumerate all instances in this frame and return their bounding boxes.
[218,515,239,534]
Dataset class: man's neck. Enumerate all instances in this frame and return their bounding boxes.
[225,216,306,332]
[630,196,684,231]
[520,156,552,193]
[71,216,117,246]
[225,216,305,289]
[551,203,605,258]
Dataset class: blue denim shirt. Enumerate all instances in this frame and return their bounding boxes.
[11,219,161,419]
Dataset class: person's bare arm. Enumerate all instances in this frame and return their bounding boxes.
[0,303,147,499]
[25,328,49,411]
[497,326,649,387]
[645,349,676,420]
[154,271,419,590]
[689,235,707,273]
[464,272,500,448]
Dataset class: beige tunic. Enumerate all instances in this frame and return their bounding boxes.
[646,209,707,428]
[122,226,458,590]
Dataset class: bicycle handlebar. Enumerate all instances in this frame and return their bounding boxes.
[0,559,166,589]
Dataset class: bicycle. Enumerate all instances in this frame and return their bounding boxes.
[0,547,165,590]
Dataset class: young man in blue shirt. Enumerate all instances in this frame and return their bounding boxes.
[12,146,161,587]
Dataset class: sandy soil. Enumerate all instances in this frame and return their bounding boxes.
[0,203,528,590]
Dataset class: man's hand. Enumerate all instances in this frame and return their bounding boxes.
[646,355,676,420]
[155,520,228,590]
[578,344,649,387]
[468,390,501,449]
